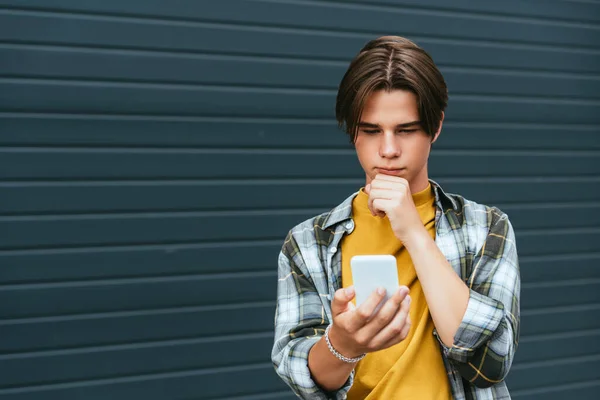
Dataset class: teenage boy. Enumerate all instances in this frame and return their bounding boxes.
[272,36,520,399]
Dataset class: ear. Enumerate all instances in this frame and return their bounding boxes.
[431,112,444,144]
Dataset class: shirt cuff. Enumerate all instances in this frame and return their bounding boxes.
[436,289,505,363]
[288,336,354,400]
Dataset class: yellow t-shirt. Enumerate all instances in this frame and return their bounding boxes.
[341,184,452,399]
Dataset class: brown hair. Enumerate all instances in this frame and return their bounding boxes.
[336,36,448,143]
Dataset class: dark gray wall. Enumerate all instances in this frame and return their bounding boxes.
[0,0,599,399]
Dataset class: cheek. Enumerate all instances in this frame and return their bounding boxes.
[356,148,373,169]
[405,140,432,163]
[355,139,377,163]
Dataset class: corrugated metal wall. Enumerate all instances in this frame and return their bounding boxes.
[1,0,599,399]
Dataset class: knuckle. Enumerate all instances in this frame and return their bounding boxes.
[333,319,346,331]
[345,323,358,335]
[365,343,378,352]
[355,335,369,348]
[390,322,404,335]
[356,308,371,320]
[375,311,390,324]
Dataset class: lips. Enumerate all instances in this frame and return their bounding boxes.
[377,168,405,176]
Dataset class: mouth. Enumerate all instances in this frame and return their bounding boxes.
[376,168,405,176]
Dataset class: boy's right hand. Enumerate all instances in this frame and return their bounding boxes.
[328,285,412,358]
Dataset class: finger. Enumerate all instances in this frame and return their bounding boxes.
[331,286,356,316]
[375,174,409,185]
[381,318,412,349]
[368,189,394,217]
[369,294,412,349]
[372,198,394,216]
[399,319,411,340]
[348,287,387,331]
[366,188,385,217]
[369,179,398,191]
[360,286,409,339]
[364,184,378,216]
[368,189,395,200]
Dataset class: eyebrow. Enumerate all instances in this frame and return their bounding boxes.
[357,121,422,129]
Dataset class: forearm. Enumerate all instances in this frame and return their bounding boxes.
[307,334,356,392]
[404,228,469,347]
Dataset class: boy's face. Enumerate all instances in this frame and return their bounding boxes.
[354,89,442,193]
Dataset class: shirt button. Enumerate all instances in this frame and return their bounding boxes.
[329,247,337,254]
[345,222,353,230]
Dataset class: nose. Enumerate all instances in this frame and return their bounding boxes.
[379,131,401,159]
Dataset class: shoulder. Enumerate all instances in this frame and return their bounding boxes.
[283,192,355,256]
[288,212,330,237]
[445,191,511,230]
[442,192,516,257]
[282,212,329,258]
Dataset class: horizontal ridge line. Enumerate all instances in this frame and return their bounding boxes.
[0,301,275,325]
[2,77,600,104]
[1,112,599,129]
[0,270,277,291]
[510,378,600,396]
[517,226,600,236]
[0,177,364,185]
[2,0,598,28]
[300,0,600,27]
[0,331,273,360]
[522,302,600,316]
[1,146,600,156]
[2,175,600,184]
[1,272,596,292]
[2,201,600,218]
[1,42,600,79]
[0,7,599,54]
[0,226,597,252]
[512,353,600,370]
[0,176,599,185]
[0,244,595,261]
[520,328,600,343]
[208,390,292,400]
[0,239,283,255]
[0,267,275,286]
[519,251,600,262]
[1,270,597,291]
[0,208,327,220]
[522,278,600,289]
[0,361,273,393]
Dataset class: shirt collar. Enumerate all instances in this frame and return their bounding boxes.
[320,179,459,231]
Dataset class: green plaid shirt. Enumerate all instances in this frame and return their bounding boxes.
[272,180,520,399]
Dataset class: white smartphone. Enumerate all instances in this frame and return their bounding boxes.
[350,255,399,311]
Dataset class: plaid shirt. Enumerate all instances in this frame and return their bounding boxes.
[272,180,520,399]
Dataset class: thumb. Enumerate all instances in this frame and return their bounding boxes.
[331,286,355,316]
[364,184,371,195]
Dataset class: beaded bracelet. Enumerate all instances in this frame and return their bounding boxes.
[324,325,366,364]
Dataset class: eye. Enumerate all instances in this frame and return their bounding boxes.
[361,129,380,135]
[398,129,418,134]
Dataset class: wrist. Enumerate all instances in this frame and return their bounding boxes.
[401,226,430,251]
[327,324,364,359]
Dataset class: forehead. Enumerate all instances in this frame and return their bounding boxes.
[360,89,419,124]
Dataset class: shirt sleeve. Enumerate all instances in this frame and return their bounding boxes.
[271,231,353,399]
[436,208,521,388]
